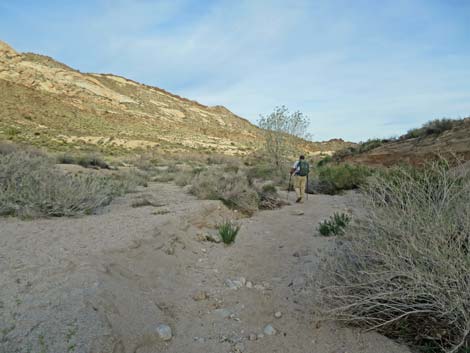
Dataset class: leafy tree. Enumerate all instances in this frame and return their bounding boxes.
[258,106,310,172]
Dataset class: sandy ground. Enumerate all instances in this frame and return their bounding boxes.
[0,182,411,353]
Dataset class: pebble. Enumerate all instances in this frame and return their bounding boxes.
[245,281,253,289]
[234,342,245,352]
[274,311,282,318]
[254,284,265,291]
[257,333,265,339]
[248,333,257,341]
[192,290,208,301]
[213,308,232,319]
[225,279,239,290]
[156,324,172,341]
[263,324,276,336]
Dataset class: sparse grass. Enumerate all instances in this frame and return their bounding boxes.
[0,151,141,218]
[5,127,21,138]
[317,160,470,352]
[312,164,372,195]
[318,212,351,236]
[217,220,241,244]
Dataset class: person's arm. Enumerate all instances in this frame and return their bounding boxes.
[290,161,298,175]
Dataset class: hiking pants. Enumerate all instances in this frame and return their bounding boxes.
[294,175,307,201]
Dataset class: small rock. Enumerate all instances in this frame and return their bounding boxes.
[254,284,265,291]
[193,337,206,343]
[234,342,245,352]
[245,281,253,288]
[225,279,239,290]
[257,333,265,339]
[248,333,257,341]
[206,233,221,243]
[156,324,172,341]
[239,277,246,286]
[274,311,282,319]
[231,279,244,288]
[192,290,208,301]
[263,324,276,336]
[213,308,232,319]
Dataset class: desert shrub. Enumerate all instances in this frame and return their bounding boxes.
[317,155,333,167]
[246,163,278,182]
[76,154,109,169]
[317,160,470,352]
[318,212,351,236]
[403,118,459,140]
[313,164,372,194]
[113,169,149,191]
[190,168,259,215]
[151,168,176,182]
[217,220,241,244]
[356,138,384,153]
[56,153,110,169]
[0,152,125,218]
[174,166,206,187]
[257,183,287,210]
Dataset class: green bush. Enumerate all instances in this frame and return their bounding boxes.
[317,160,470,352]
[217,220,241,244]
[313,164,372,194]
[318,212,351,236]
[316,155,333,167]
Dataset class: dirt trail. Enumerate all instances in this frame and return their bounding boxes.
[0,183,410,353]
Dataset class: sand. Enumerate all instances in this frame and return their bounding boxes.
[0,182,410,353]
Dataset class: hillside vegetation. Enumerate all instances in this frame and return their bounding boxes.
[0,40,350,157]
[333,117,470,166]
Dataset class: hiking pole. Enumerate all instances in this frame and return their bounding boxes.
[287,173,292,200]
[306,174,309,201]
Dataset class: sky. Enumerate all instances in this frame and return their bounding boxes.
[1,0,469,142]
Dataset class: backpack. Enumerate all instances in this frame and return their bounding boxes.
[298,160,309,176]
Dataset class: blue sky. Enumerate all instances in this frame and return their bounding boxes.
[1,0,469,141]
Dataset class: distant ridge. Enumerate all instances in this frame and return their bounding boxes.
[0,40,353,155]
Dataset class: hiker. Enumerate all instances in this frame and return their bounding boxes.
[290,155,309,203]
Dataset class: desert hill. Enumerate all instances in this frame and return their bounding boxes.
[0,40,350,156]
[340,118,470,166]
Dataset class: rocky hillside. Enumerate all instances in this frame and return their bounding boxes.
[344,118,470,166]
[0,40,350,156]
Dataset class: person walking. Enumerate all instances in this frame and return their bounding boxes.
[290,155,309,203]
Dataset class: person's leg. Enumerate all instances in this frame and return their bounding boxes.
[299,176,306,202]
[294,176,302,202]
